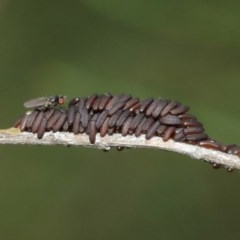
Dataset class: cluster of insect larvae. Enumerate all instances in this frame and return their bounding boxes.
[14,94,240,170]
[14,94,208,142]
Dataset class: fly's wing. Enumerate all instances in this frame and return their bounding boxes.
[23,97,49,108]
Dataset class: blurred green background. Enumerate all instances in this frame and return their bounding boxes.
[1,1,240,239]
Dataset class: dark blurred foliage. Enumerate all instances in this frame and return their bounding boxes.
[0,1,240,239]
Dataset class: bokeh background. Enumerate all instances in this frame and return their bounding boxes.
[1,1,240,239]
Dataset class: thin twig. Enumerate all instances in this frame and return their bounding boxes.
[0,128,239,171]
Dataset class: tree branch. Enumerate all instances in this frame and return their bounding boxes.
[0,128,239,171]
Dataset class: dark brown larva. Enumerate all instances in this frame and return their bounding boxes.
[170,105,189,115]
[79,123,85,133]
[107,127,114,136]
[160,115,181,125]
[162,126,176,141]
[156,125,167,136]
[135,117,148,137]
[121,116,134,136]
[85,94,98,110]
[161,101,178,117]
[72,112,81,134]
[146,121,160,140]
[130,113,145,131]
[108,100,127,116]
[184,127,204,135]
[120,94,132,103]
[105,95,123,111]
[142,118,155,132]
[45,108,56,120]
[13,116,23,128]
[31,111,44,133]
[173,128,185,141]
[130,102,141,112]
[63,120,69,131]
[123,97,139,111]
[37,116,48,139]
[198,140,221,150]
[96,110,108,130]
[108,110,122,128]
[19,113,31,131]
[139,98,154,113]
[67,105,76,125]
[182,119,203,127]
[46,110,62,130]
[52,111,67,132]
[152,99,168,118]
[146,99,160,117]
[92,95,103,111]
[186,133,208,141]
[88,114,98,144]
[80,106,89,129]
[179,114,196,120]
[100,117,110,137]
[26,109,39,129]
[77,97,87,113]
[116,110,131,128]
[98,94,112,110]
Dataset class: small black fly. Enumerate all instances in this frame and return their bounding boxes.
[23,95,67,109]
